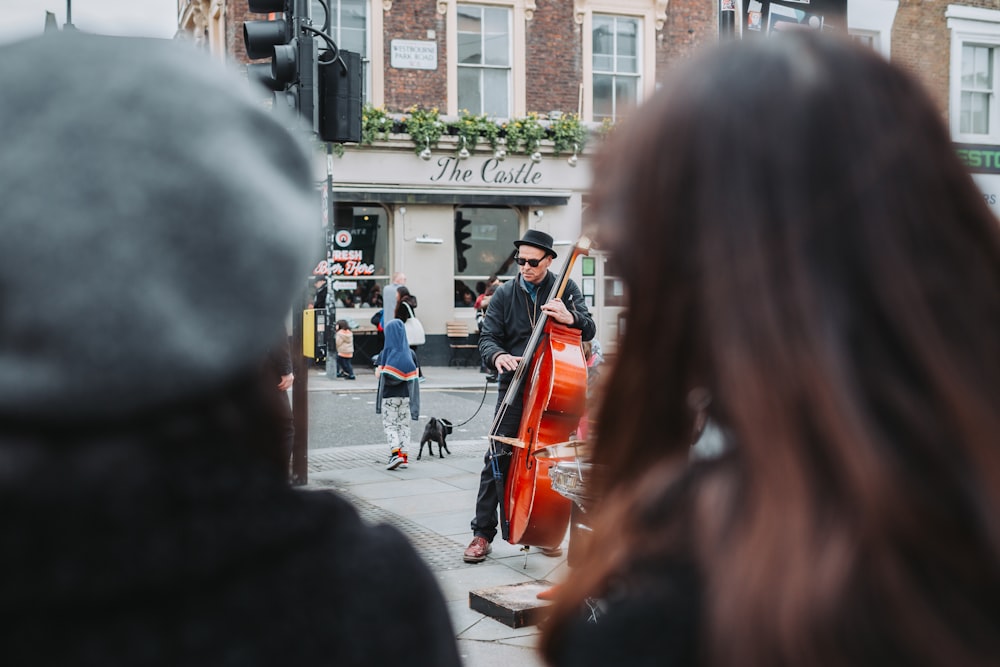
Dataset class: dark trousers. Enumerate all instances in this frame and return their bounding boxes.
[336,355,354,378]
[410,345,424,377]
[471,385,522,542]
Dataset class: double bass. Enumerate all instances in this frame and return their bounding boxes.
[488,237,592,548]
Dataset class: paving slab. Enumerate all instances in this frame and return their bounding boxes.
[433,563,537,602]
[368,489,477,518]
[346,477,459,500]
[407,509,475,535]
[456,637,545,667]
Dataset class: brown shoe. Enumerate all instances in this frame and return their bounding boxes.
[463,536,492,563]
[540,546,563,558]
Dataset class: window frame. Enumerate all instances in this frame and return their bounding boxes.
[312,0,385,107]
[456,3,514,117]
[322,203,391,309]
[576,1,657,124]
[847,0,898,60]
[442,0,529,118]
[591,13,642,123]
[453,205,522,303]
[948,5,1000,143]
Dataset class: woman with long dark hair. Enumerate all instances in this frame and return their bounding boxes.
[541,33,1000,666]
[394,285,425,377]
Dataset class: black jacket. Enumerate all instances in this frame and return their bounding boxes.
[1,434,461,667]
[478,272,596,383]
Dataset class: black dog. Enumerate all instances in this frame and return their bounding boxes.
[418,417,452,460]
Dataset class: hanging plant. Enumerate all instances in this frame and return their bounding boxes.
[402,105,445,155]
[361,104,397,145]
[596,116,616,139]
[549,113,587,155]
[450,109,501,153]
[503,112,547,155]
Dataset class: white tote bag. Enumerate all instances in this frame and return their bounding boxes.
[403,304,426,346]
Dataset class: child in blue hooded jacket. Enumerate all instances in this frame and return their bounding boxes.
[376,319,420,470]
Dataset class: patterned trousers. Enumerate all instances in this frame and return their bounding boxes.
[381,397,411,452]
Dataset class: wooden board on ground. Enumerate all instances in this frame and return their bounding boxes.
[469,580,554,628]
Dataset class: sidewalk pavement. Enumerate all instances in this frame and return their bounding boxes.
[303,362,492,393]
[303,366,564,667]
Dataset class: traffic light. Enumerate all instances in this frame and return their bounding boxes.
[317,50,362,143]
[244,0,294,92]
[455,214,473,272]
[244,0,315,127]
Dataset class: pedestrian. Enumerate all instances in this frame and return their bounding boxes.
[394,285,425,378]
[475,282,499,377]
[376,319,421,471]
[381,271,406,327]
[311,276,328,310]
[464,229,597,563]
[262,331,296,475]
[0,32,460,667]
[334,319,356,380]
[540,33,1000,667]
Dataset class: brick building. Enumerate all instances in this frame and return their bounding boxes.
[175,0,997,365]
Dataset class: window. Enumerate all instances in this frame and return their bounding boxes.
[313,0,371,102]
[453,206,519,306]
[948,5,1000,142]
[592,14,640,122]
[847,0,898,59]
[321,204,389,308]
[848,30,878,51]
[457,4,512,117]
[576,1,656,124]
[961,45,995,135]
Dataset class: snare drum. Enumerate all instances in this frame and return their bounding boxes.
[549,459,595,509]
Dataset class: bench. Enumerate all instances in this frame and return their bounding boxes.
[446,320,479,367]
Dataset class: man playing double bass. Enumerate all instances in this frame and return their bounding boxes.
[464,230,596,563]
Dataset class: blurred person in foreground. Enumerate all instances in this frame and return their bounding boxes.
[541,32,1000,667]
[0,32,459,667]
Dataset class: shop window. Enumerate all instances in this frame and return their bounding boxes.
[592,14,641,122]
[602,252,626,308]
[457,4,512,117]
[453,205,519,306]
[317,204,389,309]
[312,0,371,102]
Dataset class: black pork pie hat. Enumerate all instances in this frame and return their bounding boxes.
[513,229,557,259]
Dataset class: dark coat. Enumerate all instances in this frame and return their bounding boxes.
[478,272,596,393]
[1,435,460,666]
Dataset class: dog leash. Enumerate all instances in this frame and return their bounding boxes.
[450,376,492,428]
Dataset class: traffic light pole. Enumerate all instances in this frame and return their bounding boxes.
[719,0,737,38]
[291,287,309,485]
[293,0,316,131]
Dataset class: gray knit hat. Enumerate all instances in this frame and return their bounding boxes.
[0,33,318,419]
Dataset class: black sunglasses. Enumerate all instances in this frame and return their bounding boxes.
[514,255,547,267]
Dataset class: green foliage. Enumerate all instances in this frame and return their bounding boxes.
[451,110,501,153]
[361,104,396,145]
[403,105,445,155]
[596,117,616,139]
[334,106,596,161]
[503,112,547,155]
[549,113,587,155]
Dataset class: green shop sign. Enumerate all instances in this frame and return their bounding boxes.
[955,143,1000,174]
